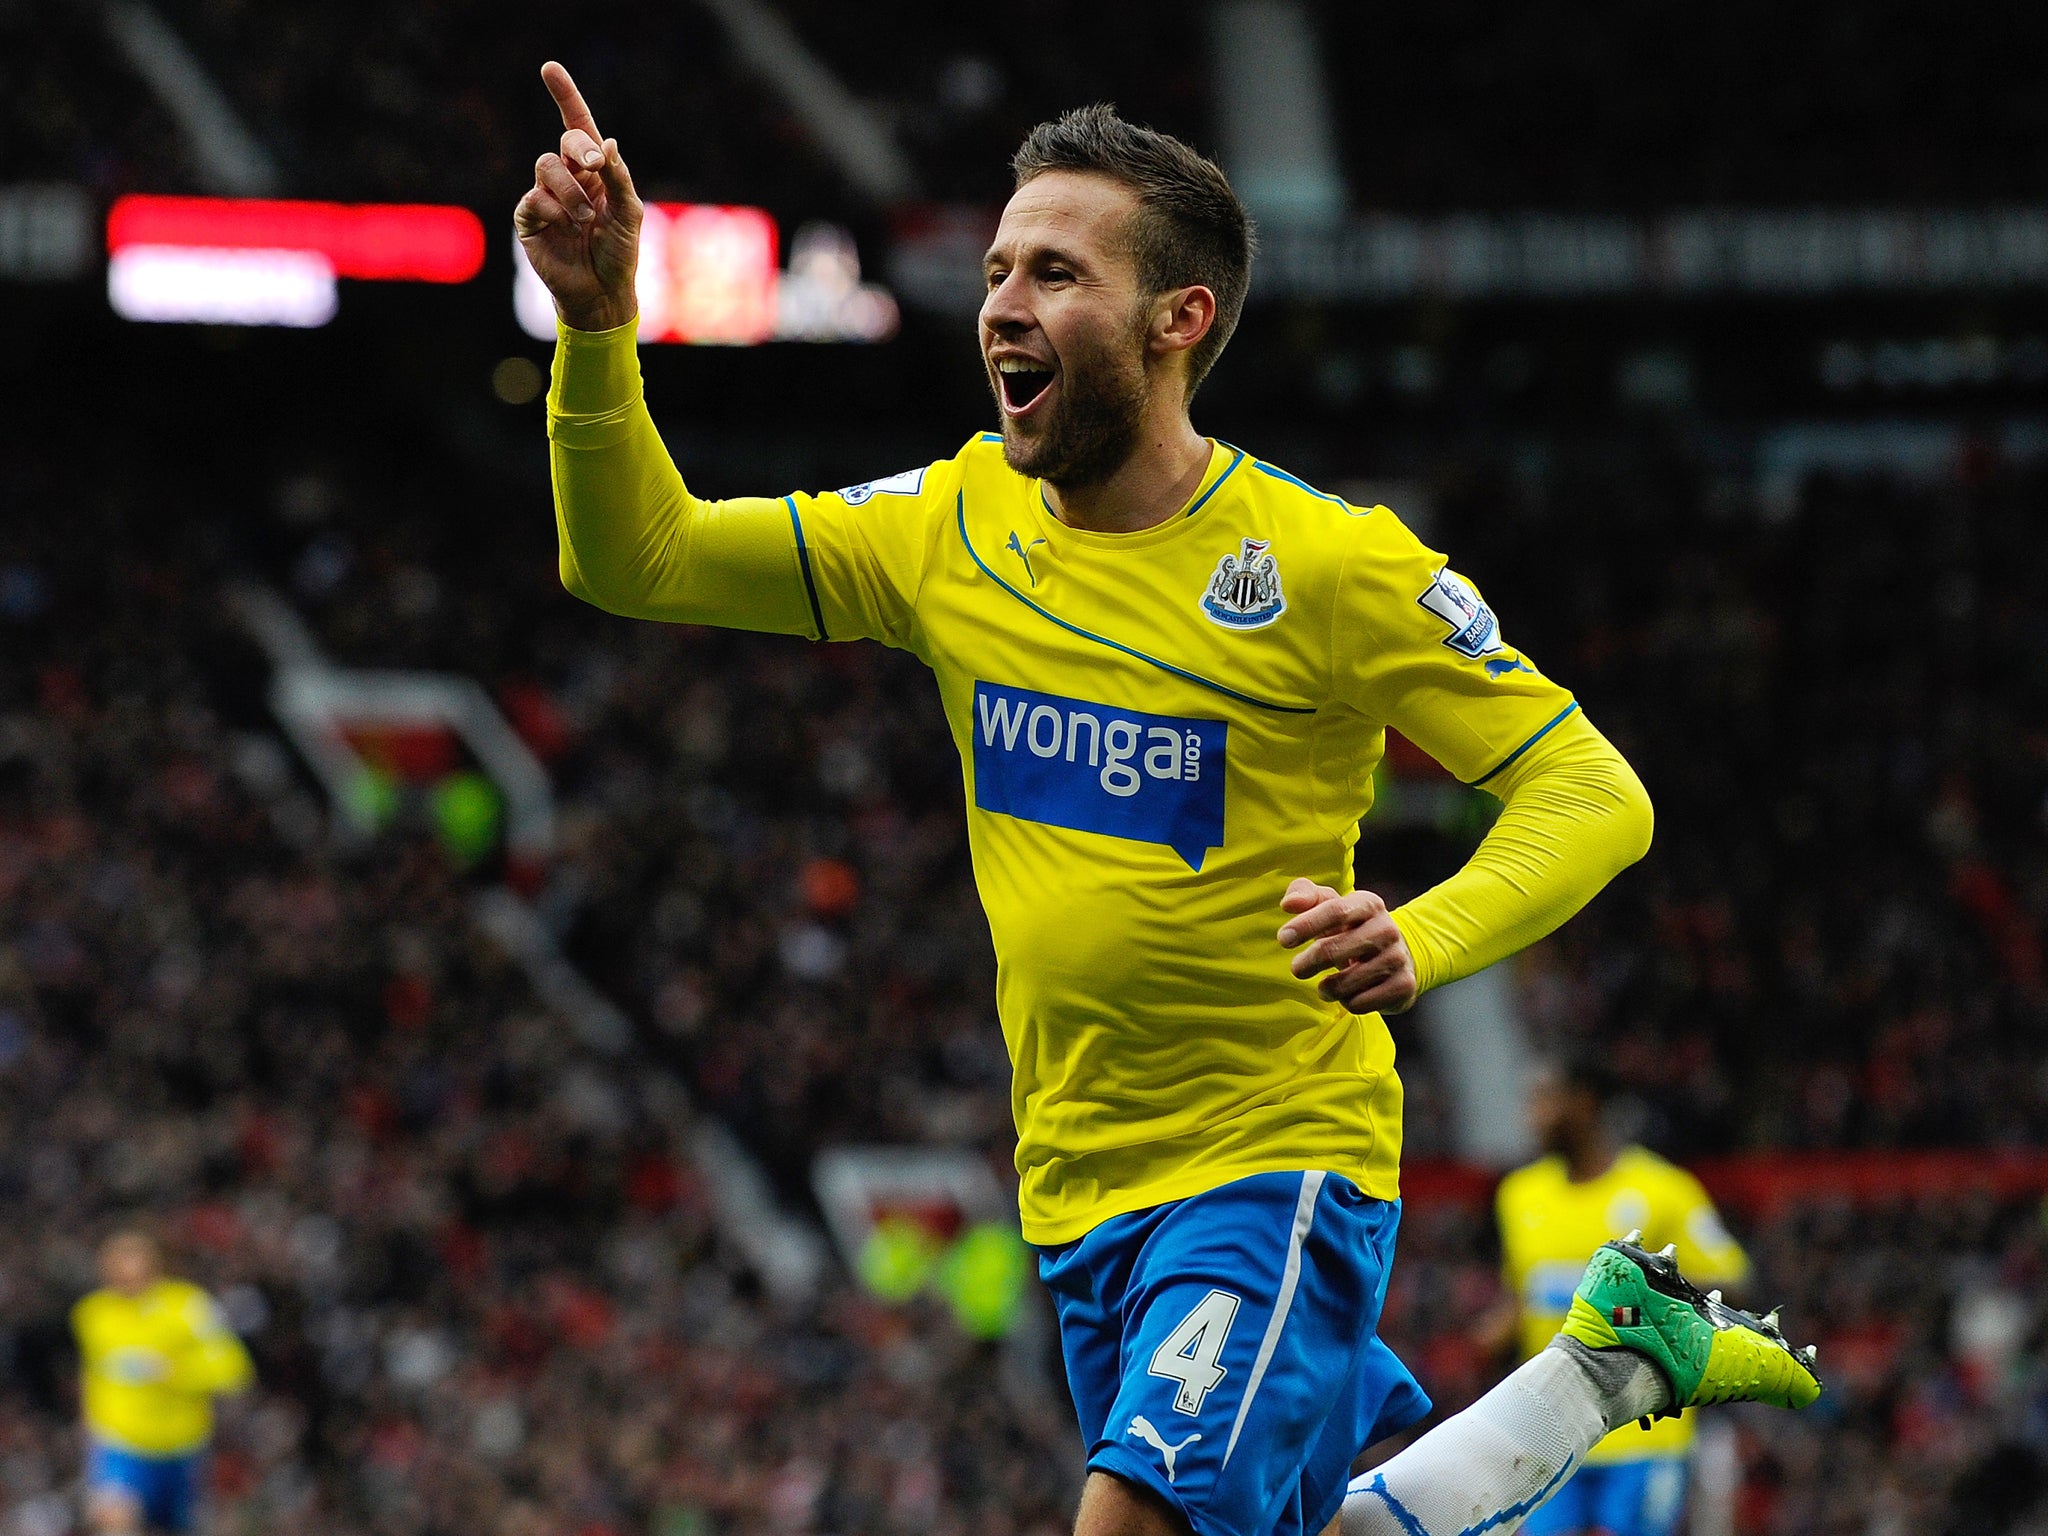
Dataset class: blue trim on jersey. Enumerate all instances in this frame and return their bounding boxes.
[784,495,829,641]
[1185,447,1247,517]
[1469,701,1580,787]
[955,494,1317,716]
[1252,460,1350,508]
[980,432,1004,442]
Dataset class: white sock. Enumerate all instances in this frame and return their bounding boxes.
[1340,1342,1667,1536]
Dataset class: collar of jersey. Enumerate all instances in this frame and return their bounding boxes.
[955,485,1316,716]
[1024,439,1244,550]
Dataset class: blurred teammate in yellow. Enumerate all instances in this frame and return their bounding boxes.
[71,1231,253,1534]
[1484,1058,1750,1536]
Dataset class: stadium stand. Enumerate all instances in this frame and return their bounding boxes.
[11,420,2039,1527]
[0,3,194,196]
[6,4,2048,1529]
[0,476,1076,1535]
[1317,2,2048,210]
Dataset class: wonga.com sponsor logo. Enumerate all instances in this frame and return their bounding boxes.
[970,682,1226,869]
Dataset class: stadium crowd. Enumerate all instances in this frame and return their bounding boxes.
[0,502,1075,1535]
[262,434,2048,1178]
[8,3,2048,1529]
[4,417,2045,1530]
[18,1,2046,212]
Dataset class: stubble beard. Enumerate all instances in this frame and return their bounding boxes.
[996,319,1151,490]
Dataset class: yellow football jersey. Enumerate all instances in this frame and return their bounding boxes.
[1496,1146,1749,1460]
[72,1278,253,1456]
[781,434,1576,1242]
[551,322,1651,1247]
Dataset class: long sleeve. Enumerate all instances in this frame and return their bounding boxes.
[168,1302,254,1397]
[548,319,819,633]
[1392,708,1653,994]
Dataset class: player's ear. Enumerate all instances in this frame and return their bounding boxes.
[1150,284,1216,359]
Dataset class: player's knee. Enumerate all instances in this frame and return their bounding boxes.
[1074,1469,1194,1536]
[86,1491,142,1536]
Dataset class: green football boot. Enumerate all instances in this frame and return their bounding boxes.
[1559,1232,1823,1420]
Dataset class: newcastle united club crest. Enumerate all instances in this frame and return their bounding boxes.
[1201,537,1286,629]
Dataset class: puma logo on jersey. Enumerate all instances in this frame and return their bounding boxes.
[1006,530,1048,587]
[1127,1416,1201,1482]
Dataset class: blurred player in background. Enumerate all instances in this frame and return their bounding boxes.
[71,1231,253,1535]
[1480,1056,1751,1536]
[520,63,1818,1536]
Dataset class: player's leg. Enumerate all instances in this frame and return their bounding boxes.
[84,1488,143,1536]
[146,1451,205,1535]
[1075,1469,1199,1536]
[1051,1171,1428,1536]
[1515,1461,1596,1536]
[1044,1228,1148,1536]
[1341,1237,1819,1536]
[82,1443,148,1536]
[1342,1343,1634,1536]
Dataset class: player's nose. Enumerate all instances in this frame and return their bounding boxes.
[980,274,1034,336]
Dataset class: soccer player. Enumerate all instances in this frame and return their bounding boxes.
[518,65,1819,1536]
[1484,1056,1752,1535]
[71,1231,253,1534]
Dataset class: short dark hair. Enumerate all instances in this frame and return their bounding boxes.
[1011,104,1255,400]
[1548,1047,1622,1107]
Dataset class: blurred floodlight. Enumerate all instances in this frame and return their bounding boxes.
[106,195,482,326]
[514,208,895,344]
[109,195,484,282]
[491,356,545,405]
[109,245,337,326]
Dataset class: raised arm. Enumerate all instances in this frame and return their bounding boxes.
[518,63,815,633]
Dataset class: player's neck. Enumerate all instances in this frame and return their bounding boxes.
[1563,1138,1619,1184]
[1044,414,1211,535]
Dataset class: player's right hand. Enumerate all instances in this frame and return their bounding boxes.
[1276,877,1419,1015]
[514,61,642,334]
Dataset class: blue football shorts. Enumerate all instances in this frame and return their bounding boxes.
[1519,1455,1689,1536]
[86,1441,206,1534]
[1039,1170,1432,1536]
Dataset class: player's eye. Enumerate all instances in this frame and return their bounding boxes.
[985,270,1007,290]
[1045,268,1073,284]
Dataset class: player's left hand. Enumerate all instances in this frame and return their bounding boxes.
[1276,877,1418,1015]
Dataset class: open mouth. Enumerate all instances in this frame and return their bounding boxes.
[997,359,1055,412]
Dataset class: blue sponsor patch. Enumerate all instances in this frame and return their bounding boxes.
[971,682,1226,869]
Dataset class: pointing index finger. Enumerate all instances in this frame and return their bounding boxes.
[541,60,601,140]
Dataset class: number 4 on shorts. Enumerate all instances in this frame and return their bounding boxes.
[1148,1289,1242,1415]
